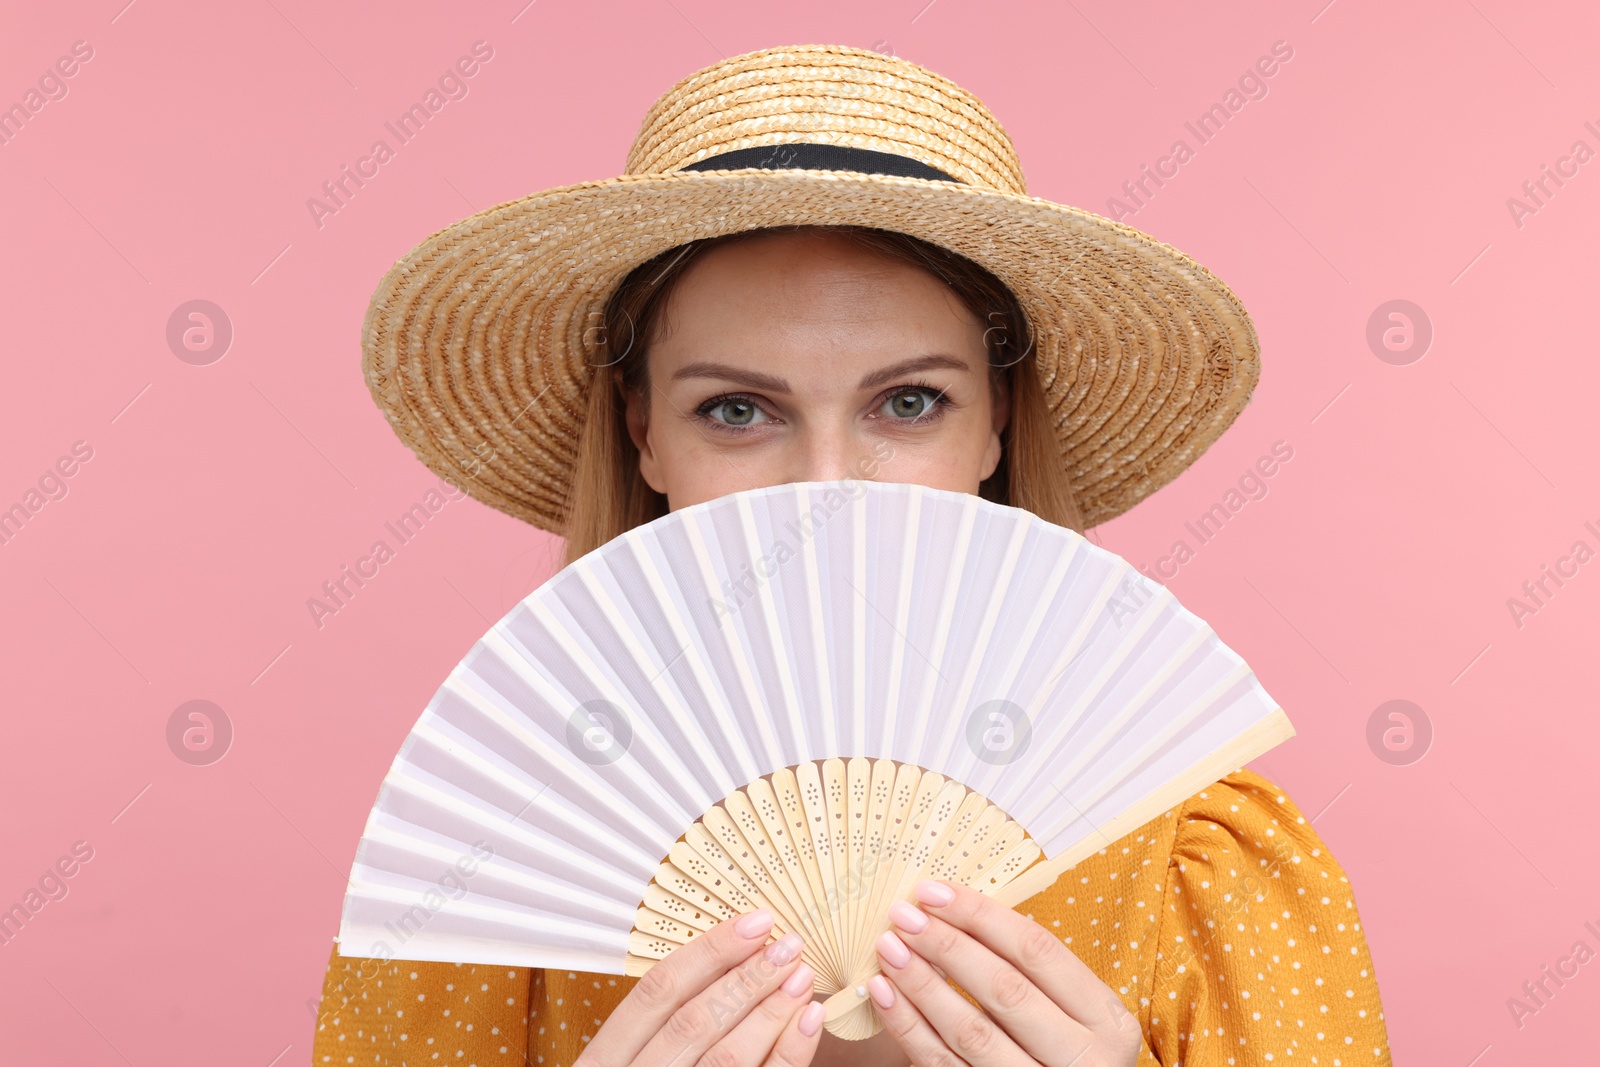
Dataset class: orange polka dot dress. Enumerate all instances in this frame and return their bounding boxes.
[311,768,1392,1065]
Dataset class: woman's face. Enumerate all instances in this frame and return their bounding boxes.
[618,229,1010,513]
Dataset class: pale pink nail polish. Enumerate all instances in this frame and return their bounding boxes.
[914,879,955,906]
[781,961,814,996]
[877,930,912,968]
[798,1001,825,1036]
[736,909,774,937]
[889,899,929,933]
[765,931,803,965]
[867,974,895,1009]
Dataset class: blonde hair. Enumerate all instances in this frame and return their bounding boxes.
[557,224,1083,567]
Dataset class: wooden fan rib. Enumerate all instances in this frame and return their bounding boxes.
[769,768,848,985]
[845,775,967,990]
[842,759,900,987]
[646,868,741,929]
[847,761,924,985]
[926,798,1007,885]
[664,840,760,913]
[751,774,847,987]
[638,880,724,933]
[819,759,856,974]
[700,799,844,985]
[922,791,990,886]
[693,805,838,974]
[838,758,871,998]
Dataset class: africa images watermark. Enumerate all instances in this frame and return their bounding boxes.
[1506,915,1600,1030]
[315,840,494,1017]
[0,439,95,549]
[1105,39,1296,222]
[1505,118,1600,231]
[0,840,96,948]
[305,478,469,629]
[705,441,897,622]
[1136,439,1295,583]
[1504,518,1600,631]
[0,39,95,148]
[306,40,495,229]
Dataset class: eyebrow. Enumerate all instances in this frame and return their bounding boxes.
[669,354,974,394]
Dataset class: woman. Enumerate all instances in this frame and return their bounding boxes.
[315,45,1391,1066]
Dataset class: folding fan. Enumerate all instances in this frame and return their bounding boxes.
[337,479,1293,1040]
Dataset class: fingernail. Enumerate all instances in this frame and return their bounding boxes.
[736,910,774,938]
[765,931,803,965]
[888,900,928,934]
[798,1001,825,1036]
[876,930,911,969]
[781,961,814,997]
[914,879,956,906]
[867,974,895,1009]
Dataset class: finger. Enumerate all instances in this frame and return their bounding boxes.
[699,961,821,1067]
[633,932,810,1067]
[765,999,827,1067]
[860,970,952,1067]
[886,893,1095,1062]
[909,879,1136,1039]
[869,944,1031,1067]
[577,909,788,1066]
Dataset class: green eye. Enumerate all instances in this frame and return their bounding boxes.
[888,392,932,418]
[717,399,758,425]
[882,387,948,421]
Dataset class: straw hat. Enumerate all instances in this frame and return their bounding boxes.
[361,43,1260,533]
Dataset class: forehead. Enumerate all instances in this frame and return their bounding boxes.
[651,230,981,348]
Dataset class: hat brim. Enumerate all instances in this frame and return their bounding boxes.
[361,167,1259,533]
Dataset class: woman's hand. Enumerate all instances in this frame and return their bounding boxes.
[866,879,1143,1067]
[576,908,824,1067]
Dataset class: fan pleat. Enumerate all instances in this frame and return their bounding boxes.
[338,480,1292,1041]
[686,496,792,783]
[900,492,979,766]
[924,505,1034,776]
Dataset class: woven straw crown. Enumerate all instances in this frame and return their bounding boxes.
[360,44,1260,537]
[624,48,1027,194]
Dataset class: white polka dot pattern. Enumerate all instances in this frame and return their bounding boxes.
[311,955,529,1065]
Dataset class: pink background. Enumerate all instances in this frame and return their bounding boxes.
[1,0,1595,1062]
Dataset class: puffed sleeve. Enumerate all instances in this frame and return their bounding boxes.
[309,940,534,1064]
[1145,769,1393,1064]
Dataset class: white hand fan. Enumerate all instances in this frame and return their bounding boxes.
[337,479,1293,1040]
